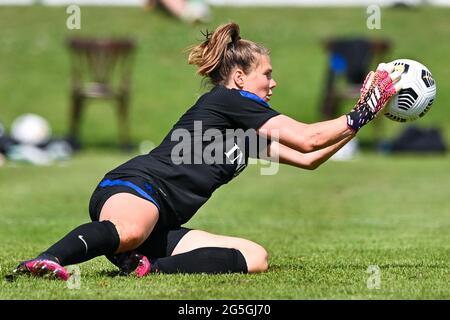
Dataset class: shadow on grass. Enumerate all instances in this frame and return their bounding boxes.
[96,269,126,278]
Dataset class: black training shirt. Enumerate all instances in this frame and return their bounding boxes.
[108,85,280,226]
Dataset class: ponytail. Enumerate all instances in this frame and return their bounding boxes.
[188,22,269,85]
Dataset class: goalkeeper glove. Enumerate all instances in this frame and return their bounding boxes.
[346,68,398,132]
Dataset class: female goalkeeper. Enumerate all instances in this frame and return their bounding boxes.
[15,22,401,280]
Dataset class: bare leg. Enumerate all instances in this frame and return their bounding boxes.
[171,230,269,273]
[100,193,159,253]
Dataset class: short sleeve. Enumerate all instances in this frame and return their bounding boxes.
[216,87,280,130]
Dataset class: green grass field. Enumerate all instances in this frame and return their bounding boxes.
[0,152,449,299]
[0,5,449,299]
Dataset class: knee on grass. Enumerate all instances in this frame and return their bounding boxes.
[243,244,269,273]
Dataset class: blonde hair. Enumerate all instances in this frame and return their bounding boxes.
[188,22,270,85]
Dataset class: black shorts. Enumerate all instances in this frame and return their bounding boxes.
[88,173,191,259]
[89,172,178,227]
[134,225,191,258]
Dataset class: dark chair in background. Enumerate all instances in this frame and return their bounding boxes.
[67,37,136,150]
[319,38,390,146]
[320,38,391,119]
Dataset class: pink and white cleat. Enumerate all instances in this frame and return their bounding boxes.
[108,251,153,277]
[134,254,151,277]
[14,259,70,281]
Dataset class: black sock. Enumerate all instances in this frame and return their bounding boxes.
[150,247,248,274]
[37,221,120,266]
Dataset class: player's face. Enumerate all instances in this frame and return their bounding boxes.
[243,54,277,102]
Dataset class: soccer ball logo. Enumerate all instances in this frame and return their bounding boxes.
[384,59,436,122]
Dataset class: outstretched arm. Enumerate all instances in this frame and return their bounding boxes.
[258,114,353,154]
[257,64,401,154]
[260,135,355,170]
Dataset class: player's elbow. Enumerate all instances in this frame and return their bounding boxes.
[302,160,321,170]
[298,154,325,170]
[304,164,318,171]
[296,131,323,153]
[295,136,317,153]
